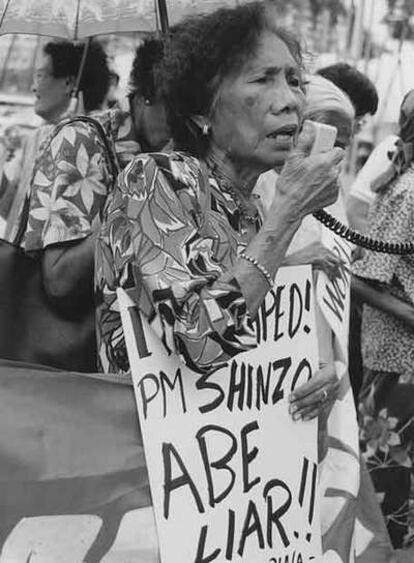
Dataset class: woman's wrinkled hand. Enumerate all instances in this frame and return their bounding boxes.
[272,121,344,223]
[285,241,346,279]
[288,363,340,421]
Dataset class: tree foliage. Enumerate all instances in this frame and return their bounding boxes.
[385,0,414,40]
[309,0,347,25]
[268,0,347,25]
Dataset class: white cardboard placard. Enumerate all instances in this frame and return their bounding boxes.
[119,266,321,563]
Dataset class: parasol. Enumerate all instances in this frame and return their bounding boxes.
[0,0,247,109]
[0,0,245,39]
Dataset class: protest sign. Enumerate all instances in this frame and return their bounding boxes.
[119,265,321,563]
[316,230,352,358]
[314,226,361,562]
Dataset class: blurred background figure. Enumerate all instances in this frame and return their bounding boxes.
[32,40,110,122]
[353,89,414,552]
[282,74,354,267]
[105,70,121,109]
[347,92,413,405]
[315,63,382,406]
[347,132,399,234]
[0,37,170,372]
[316,62,379,214]
[317,62,379,135]
[0,39,110,240]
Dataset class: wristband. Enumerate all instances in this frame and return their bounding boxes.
[240,252,274,289]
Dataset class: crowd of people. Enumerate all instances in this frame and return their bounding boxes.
[0,1,413,560]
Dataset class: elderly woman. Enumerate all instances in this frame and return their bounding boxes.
[96,4,343,394]
[0,39,171,372]
[96,3,342,384]
[1,40,111,241]
[0,41,112,372]
[96,0,345,462]
[94,2,371,558]
[353,89,414,551]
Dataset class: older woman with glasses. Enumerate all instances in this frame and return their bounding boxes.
[0,38,170,371]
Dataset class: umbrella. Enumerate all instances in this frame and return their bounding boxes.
[0,0,246,99]
[0,0,245,39]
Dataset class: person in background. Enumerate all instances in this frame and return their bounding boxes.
[283,74,354,267]
[347,133,399,234]
[105,71,121,109]
[317,62,378,134]
[255,74,352,278]
[33,40,111,123]
[0,40,110,240]
[316,64,383,406]
[353,89,414,552]
[317,62,379,225]
[19,36,169,283]
[0,37,170,372]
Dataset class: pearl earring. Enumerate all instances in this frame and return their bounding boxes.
[202,123,210,136]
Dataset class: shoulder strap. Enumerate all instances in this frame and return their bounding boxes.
[59,115,120,178]
[13,191,31,245]
[13,115,120,246]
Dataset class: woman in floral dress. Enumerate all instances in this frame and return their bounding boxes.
[95,2,343,395]
[354,89,414,550]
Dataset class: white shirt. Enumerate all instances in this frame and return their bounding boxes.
[348,134,398,205]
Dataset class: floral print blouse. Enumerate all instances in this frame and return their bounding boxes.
[95,151,259,374]
[18,105,139,251]
[353,165,414,374]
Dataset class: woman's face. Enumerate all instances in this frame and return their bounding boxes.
[334,112,354,150]
[32,53,72,123]
[209,31,305,174]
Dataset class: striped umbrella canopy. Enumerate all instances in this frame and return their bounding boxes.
[0,0,248,39]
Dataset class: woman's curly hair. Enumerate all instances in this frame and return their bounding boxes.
[129,37,166,102]
[160,1,303,158]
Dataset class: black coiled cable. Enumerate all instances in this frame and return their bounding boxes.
[313,209,414,255]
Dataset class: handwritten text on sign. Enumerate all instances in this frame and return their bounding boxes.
[316,230,352,351]
[119,266,321,563]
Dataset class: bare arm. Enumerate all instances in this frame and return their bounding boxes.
[351,275,414,329]
[282,241,345,279]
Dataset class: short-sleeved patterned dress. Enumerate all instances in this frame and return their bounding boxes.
[353,165,414,549]
[95,151,260,375]
[16,106,139,251]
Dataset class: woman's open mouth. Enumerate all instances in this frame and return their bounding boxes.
[266,124,298,145]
